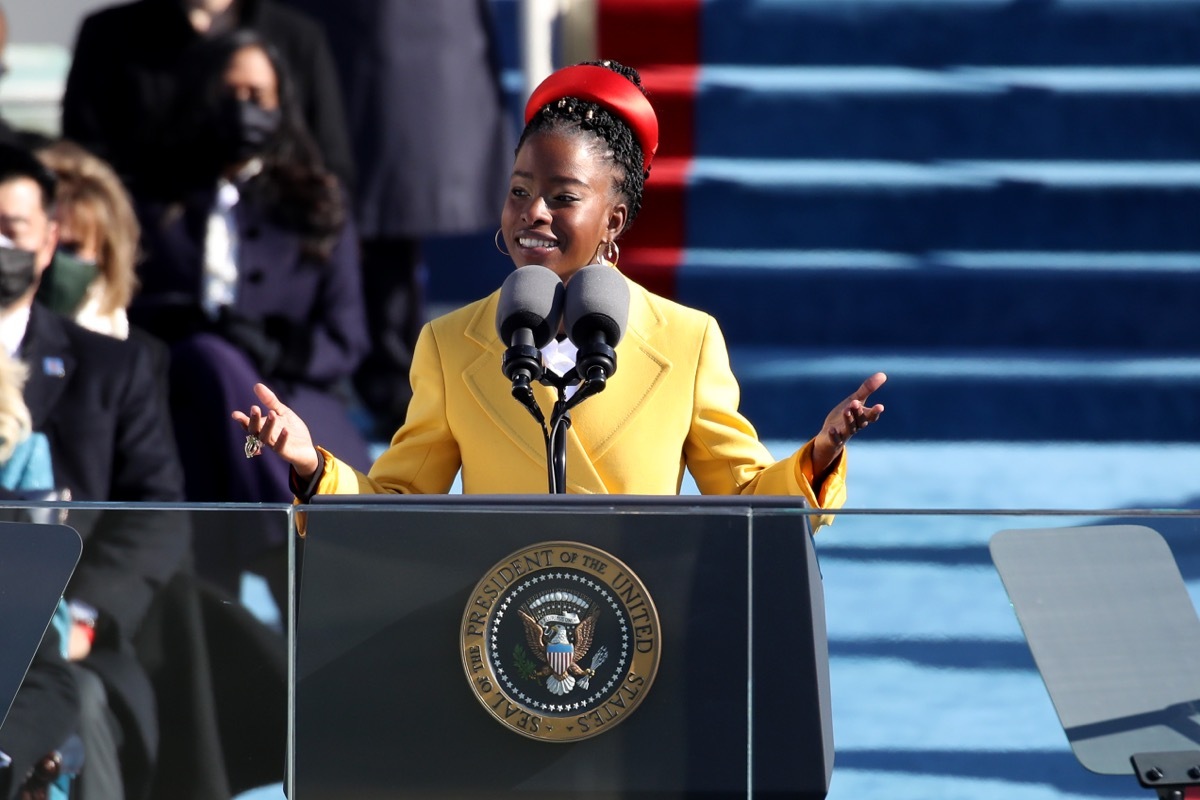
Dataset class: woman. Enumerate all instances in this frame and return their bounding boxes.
[132,29,371,511]
[35,139,140,340]
[234,60,885,519]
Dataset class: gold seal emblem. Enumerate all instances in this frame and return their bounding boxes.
[461,541,661,742]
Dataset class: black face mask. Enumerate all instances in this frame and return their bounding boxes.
[0,246,37,308]
[215,97,282,164]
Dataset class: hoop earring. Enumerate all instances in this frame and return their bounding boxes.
[605,240,620,268]
[494,228,510,257]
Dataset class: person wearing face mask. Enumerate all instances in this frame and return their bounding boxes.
[61,0,354,201]
[130,31,370,592]
[0,232,35,307]
[0,141,191,800]
[32,140,141,341]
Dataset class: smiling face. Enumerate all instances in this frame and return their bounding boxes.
[500,129,628,282]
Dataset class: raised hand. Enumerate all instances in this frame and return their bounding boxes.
[231,383,321,481]
[812,372,887,477]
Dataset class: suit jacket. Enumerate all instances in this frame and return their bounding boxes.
[61,0,354,196]
[316,274,847,522]
[19,304,189,793]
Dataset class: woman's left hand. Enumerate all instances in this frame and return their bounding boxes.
[812,372,887,477]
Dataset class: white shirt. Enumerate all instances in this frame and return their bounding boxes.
[540,336,580,400]
[0,304,31,357]
[201,159,263,319]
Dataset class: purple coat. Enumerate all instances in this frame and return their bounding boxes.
[132,182,373,504]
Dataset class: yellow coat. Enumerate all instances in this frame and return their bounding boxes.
[314,274,846,524]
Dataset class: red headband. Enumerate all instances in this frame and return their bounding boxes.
[524,64,659,171]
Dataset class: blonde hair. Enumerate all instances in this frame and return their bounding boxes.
[0,349,32,464]
[36,140,141,316]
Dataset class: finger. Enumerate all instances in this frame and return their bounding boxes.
[254,383,288,416]
[259,410,282,447]
[853,372,888,402]
[231,410,250,427]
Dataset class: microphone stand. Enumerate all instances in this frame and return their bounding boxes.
[505,336,616,494]
[537,365,611,494]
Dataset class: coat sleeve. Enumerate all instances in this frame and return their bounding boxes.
[682,315,846,530]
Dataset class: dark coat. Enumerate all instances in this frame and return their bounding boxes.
[19,307,288,799]
[133,183,370,392]
[19,305,190,795]
[61,0,355,196]
[280,0,512,237]
[130,180,372,505]
[133,568,288,800]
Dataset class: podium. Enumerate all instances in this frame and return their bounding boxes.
[0,521,82,729]
[293,495,833,799]
[991,524,1200,797]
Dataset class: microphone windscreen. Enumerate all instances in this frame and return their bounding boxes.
[495,265,565,347]
[564,264,630,345]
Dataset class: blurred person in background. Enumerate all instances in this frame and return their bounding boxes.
[61,0,353,202]
[34,139,140,340]
[0,140,188,800]
[281,0,513,436]
[1,139,288,800]
[130,30,370,598]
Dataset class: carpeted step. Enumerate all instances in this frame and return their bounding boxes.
[728,347,1200,441]
[598,0,701,68]
[671,251,1200,350]
[673,159,1200,251]
[704,0,1200,67]
[692,66,1200,161]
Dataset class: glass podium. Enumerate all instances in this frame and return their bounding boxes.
[4,498,1200,800]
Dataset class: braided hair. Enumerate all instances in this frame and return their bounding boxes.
[518,60,649,233]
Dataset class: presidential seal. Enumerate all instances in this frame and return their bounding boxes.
[461,541,661,742]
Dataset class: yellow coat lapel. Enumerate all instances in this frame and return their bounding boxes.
[458,277,671,494]
[564,279,671,467]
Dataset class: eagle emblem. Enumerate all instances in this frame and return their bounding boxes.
[460,541,661,742]
[518,598,608,696]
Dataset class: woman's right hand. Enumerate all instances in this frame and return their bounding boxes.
[231,383,321,482]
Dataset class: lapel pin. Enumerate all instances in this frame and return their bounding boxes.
[42,357,66,377]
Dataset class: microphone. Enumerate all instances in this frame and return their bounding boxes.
[564,264,630,387]
[495,265,565,404]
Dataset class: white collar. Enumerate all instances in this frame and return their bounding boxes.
[0,303,31,357]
